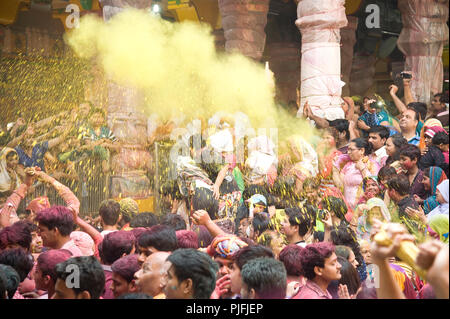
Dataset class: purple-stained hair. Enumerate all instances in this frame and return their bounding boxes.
[99,231,135,265]
[35,206,75,236]
[130,227,147,247]
[196,225,213,249]
[111,254,140,283]
[299,242,335,280]
[37,249,73,282]
[0,221,34,251]
[279,244,304,277]
[176,230,199,249]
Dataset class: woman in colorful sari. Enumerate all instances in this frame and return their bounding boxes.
[333,138,380,210]
[356,176,382,206]
[417,166,448,214]
[316,128,342,193]
[0,148,22,205]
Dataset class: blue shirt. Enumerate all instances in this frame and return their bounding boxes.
[407,134,420,146]
[359,110,390,137]
[15,141,49,171]
[358,110,390,127]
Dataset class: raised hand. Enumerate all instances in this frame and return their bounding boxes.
[405,206,426,223]
[33,168,53,184]
[416,240,445,271]
[338,284,351,299]
[389,84,399,96]
[321,210,333,229]
[212,184,220,200]
[210,274,231,299]
[402,72,413,86]
[268,205,276,219]
[342,96,354,106]
[303,100,311,118]
[370,220,415,264]
[191,210,211,226]
[23,167,37,187]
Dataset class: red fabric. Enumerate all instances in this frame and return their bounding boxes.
[320,186,354,222]
[102,269,114,299]
[93,234,103,261]
[321,149,342,179]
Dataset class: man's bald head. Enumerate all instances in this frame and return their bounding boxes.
[148,251,170,265]
[134,252,170,297]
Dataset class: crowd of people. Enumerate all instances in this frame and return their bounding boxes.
[0,74,448,300]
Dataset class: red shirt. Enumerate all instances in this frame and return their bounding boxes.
[292,280,332,299]
[101,265,114,299]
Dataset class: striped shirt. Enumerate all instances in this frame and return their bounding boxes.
[407,134,420,146]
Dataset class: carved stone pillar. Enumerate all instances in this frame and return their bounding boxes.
[349,54,376,96]
[100,0,153,199]
[218,0,270,60]
[2,28,14,54]
[264,42,301,105]
[340,16,358,97]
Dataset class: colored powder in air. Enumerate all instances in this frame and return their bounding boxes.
[65,9,317,143]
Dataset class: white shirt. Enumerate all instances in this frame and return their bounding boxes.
[296,241,307,248]
[427,203,449,220]
[100,230,117,238]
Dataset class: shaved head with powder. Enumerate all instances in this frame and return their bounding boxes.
[134,252,170,298]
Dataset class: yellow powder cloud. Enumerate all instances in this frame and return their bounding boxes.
[65,8,317,145]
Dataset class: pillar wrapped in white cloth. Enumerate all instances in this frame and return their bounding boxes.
[296,0,348,121]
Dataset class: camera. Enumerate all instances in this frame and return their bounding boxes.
[369,100,383,109]
[400,71,412,79]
